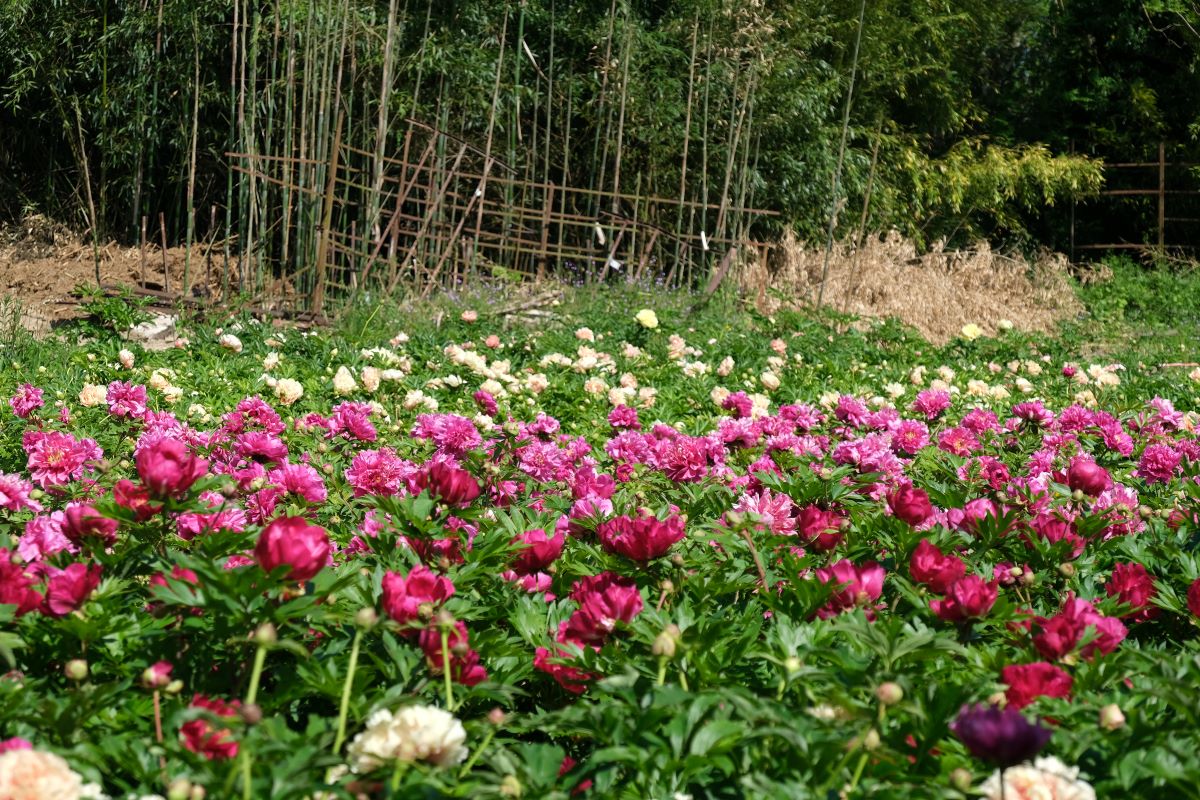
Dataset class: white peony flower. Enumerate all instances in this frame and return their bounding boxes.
[716,356,735,378]
[0,748,107,800]
[332,366,358,395]
[347,706,468,773]
[760,371,781,391]
[361,366,382,393]
[218,334,243,354]
[979,756,1095,800]
[263,352,281,371]
[275,378,304,406]
[634,308,658,329]
[118,349,136,369]
[79,383,107,407]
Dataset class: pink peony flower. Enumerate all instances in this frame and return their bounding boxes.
[909,539,967,594]
[1066,456,1110,496]
[181,694,240,760]
[345,447,416,497]
[44,562,103,616]
[23,431,102,488]
[136,438,209,498]
[418,621,488,686]
[61,503,119,547]
[254,516,331,581]
[888,485,934,526]
[1001,662,1073,709]
[930,574,998,621]
[417,462,481,507]
[0,472,42,513]
[511,527,565,574]
[815,559,885,618]
[1137,443,1181,484]
[380,564,455,628]
[106,380,149,418]
[0,548,44,616]
[1105,563,1158,621]
[596,513,686,562]
[8,383,43,418]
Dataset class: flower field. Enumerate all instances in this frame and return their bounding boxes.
[2,292,1200,799]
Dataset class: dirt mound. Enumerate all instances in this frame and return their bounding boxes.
[1,215,243,324]
[738,230,1082,344]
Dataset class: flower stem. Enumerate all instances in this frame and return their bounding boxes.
[240,642,269,800]
[441,627,455,711]
[656,656,667,686]
[458,727,496,778]
[739,528,768,587]
[332,628,363,755]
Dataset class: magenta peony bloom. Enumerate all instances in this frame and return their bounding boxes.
[253,516,330,581]
[931,574,998,621]
[1001,662,1073,709]
[9,383,43,418]
[1066,456,1110,496]
[511,527,565,574]
[909,539,966,594]
[559,572,644,646]
[418,621,488,686]
[106,381,148,418]
[181,694,239,760]
[0,548,44,616]
[815,559,885,618]
[0,472,42,513]
[888,485,934,526]
[596,513,685,562]
[44,562,103,616]
[1105,562,1158,621]
[418,462,481,507]
[380,564,456,628]
[61,503,119,547]
[1137,443,1181,484]
[136,438,209,498]
[608,404,641,430]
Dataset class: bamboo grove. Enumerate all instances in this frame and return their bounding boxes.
[2,1,1198,302]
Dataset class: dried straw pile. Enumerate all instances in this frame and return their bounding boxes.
[737,230,1082,344]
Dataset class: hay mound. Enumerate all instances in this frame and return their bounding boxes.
[736,230,1081,344]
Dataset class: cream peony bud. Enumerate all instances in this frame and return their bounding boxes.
[332,366,358,395]
[218,333,243,353]
[1099,703,1125,731]
[634,308,659,329]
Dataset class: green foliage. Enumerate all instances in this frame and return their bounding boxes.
[76,284,154,334]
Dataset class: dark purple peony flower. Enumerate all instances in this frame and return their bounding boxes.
[949,703,1052,767]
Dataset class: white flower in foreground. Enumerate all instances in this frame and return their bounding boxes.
[218,334,243,354]
[978,756,1095,800]
[347,706,468,773]
[634,308,658,329]
[575,327,595,342]
[332,366,357,395]
[275,378,304,406]
[118,348,136,369]
[0,748,107,800]
[760,371,780,392]
[716,356,735,378]
[263,351,281,371]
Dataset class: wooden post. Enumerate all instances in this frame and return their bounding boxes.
[158,213,170,294]
[139,215,148,288]
[536,182,555,282]
[1158,141,1166,249]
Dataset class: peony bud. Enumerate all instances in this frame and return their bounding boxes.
[1058,563,1076,578]
[861,728,881,751]
[64,659,89,681]
[168,779,194,800]
[1099,703,1126,731]
[488,707,508,726]
[784,656,802,674]
[355,607,378,629]
[165,679,185,696]
[240,703,263,726]
[141,660,173,690]
[950,768,973,792]
[499,774,523,797]
[652,624,682,659]
[254,622,278,646]
[875,682,904,706]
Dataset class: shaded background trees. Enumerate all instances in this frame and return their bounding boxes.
[1,0,1196,266]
